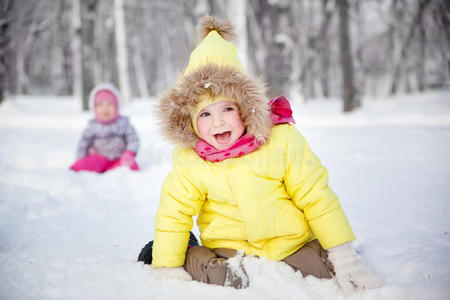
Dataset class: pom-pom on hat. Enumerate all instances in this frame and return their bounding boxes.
[184,20,244,76]
[158,16,272,148]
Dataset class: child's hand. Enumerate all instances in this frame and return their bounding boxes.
[119,150,137,167]
[152,267,192,281]
[327,242,384,292]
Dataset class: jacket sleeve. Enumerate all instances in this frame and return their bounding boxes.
[283,125,356,249]
[76,123,94,159]
[124,120,140,153]
[152,148,206,268]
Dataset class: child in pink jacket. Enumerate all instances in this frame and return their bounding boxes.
[70,83,140,173]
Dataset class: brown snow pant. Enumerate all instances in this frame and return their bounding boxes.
[184,246,246,288]
[183,240,334,289]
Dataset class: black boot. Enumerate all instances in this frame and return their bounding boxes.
[137,231,200,265]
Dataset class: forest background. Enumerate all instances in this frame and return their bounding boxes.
[1,0,448,112]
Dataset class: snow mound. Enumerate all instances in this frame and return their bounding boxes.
[0,91,449,299]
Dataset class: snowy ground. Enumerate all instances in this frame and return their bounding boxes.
[0,91,449,299]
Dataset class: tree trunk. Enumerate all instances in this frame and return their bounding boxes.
[82,0,97,109]
[114,0,131,103]
[246,0,266,75]
[405,66,412,93]
[303,2,315,100]
[0,0,12,102]
[298,0,334,99]
[416,16,425,92]
[72,0,84,109]
[438,0,450,44]
[387,0,398,66]
[58,0,72,95]
[320,0,332,98]
[389,0,430,95]
[338,0,358,112]
[354,0,365,97]
[438,0,450,83]
[132,37,149,98]
[227,0,248,68]
[264,1,293,99]
[15,2,54,95]
[16,19,36,94]
[93,1,116,85]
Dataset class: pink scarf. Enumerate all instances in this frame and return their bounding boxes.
[95,115,120,124]
[195,96,295,162]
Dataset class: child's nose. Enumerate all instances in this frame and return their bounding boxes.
[212,115,224,127]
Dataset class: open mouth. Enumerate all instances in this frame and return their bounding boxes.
[214,131,231,144]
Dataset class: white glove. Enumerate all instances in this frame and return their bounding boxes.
[152,267,192,281]
[327,242,384,292]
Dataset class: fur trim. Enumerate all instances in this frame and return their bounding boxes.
[198,16,236,42]
[158,64,272,147]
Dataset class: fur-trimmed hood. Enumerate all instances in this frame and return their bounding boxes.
[157,16,272,148]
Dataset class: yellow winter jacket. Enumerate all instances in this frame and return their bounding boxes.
[152,124,356,267]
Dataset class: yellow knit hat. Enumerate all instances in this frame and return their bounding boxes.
[185,30,245,76]
[186,21,246,136]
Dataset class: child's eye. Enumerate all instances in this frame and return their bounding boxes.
[224,106,235,112]
[199,111,210,117]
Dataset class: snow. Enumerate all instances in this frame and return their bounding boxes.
[1,91,449,299]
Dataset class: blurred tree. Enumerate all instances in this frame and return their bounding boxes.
[297,0,335,99]
[0,0,12,103]
[73,0,99,111]
[57,0,73,95]
[227,0,247,68]
[72,0,84,109]
[2,0,449,107]
[81,0,97,110]
[417,9,426,92]
[338,0,359,112]
[390,0,430,95]
[15,1,54,95]
[437,0,450,83]
[248,0,293,99]
[319,0,334,98]
[94,1,117,87]
[114,0,131,103]
[438,0,450,43]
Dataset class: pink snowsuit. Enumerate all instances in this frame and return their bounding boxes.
[70,152,139,173]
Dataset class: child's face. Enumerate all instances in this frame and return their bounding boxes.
[197,100,245,150]
[95,100,116,122]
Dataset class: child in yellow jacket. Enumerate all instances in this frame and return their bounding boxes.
[150,16,383,291]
